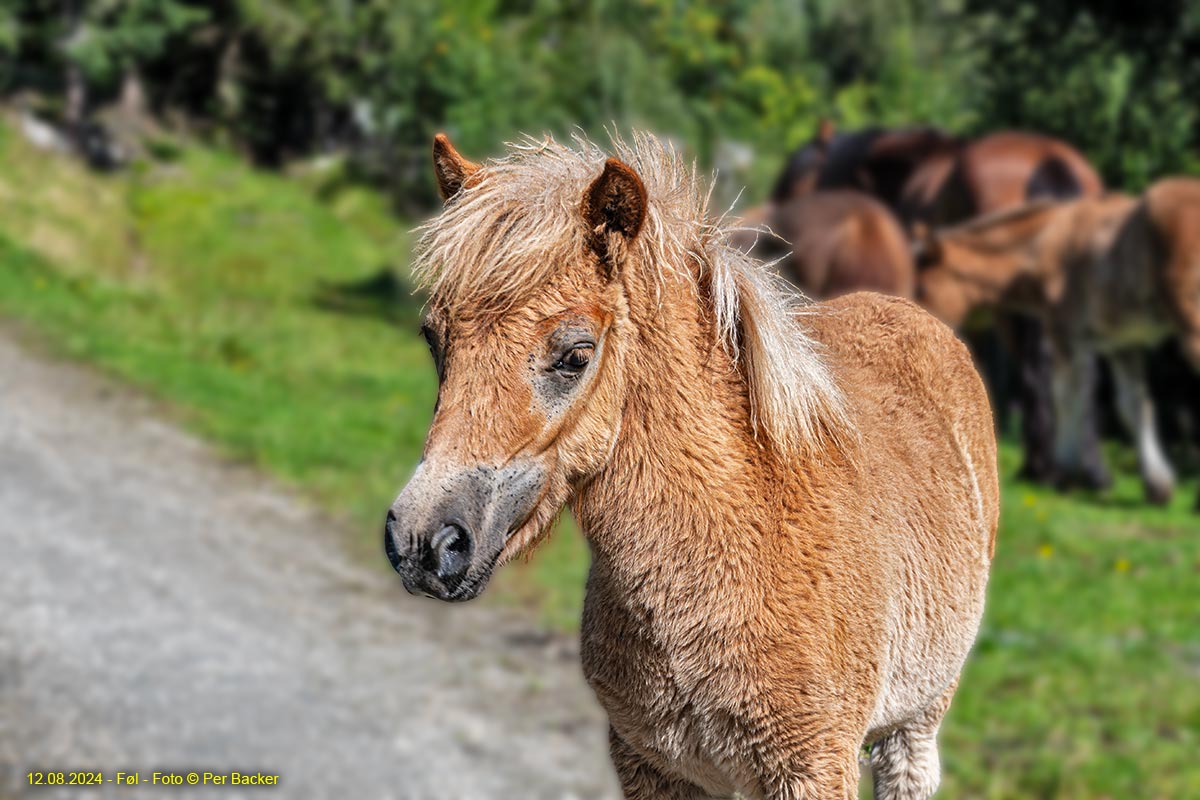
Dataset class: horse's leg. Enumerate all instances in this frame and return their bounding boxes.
[1109,350,1175,505]
[1182,331,1200,373]
[1010,314,1056,484]
[1075,350,1111,489]
[762,742,861,800]
[869,679,957,800]
[608,728,711,800]
[1050,342,1099,488]
[1018,316,1109,488]
[1178,333,1200,511]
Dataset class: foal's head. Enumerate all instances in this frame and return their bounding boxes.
[385,133,847,602]
[384,135,650,601]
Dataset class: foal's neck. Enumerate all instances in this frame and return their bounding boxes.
[572,268,773,596]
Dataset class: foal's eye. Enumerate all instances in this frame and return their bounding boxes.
[553,345,593,375]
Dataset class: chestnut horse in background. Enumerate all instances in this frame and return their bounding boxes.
[930,131,1103,222]
[386,132,998,799]
[736,190,914,299]
[774,120,1107,486]
[917,178,1200,509]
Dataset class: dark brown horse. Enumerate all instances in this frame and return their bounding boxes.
[771,120,961,227]
[737,190,914,299]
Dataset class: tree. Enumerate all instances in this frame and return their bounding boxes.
[64,0,208,120]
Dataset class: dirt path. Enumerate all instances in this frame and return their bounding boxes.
[0,332,618,799]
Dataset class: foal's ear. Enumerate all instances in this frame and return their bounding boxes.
[432,133,481,200]
[583,158,648,246]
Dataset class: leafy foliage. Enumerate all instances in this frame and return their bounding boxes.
[65,0,208,87]
[961,0,1200,188]
[1,1,1196,202]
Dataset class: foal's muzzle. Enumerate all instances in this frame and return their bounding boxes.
[384,460,545,602]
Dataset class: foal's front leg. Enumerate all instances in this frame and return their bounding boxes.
[1109,350,1176,505]
[609,728,710,800]
[762,750,861,800]
[609,726,861,800]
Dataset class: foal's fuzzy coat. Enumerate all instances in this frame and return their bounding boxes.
[393,133,998,799]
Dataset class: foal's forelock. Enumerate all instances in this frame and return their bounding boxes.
[413,133,853,458]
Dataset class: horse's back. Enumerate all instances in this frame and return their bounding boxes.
[778,191,915,298]
[1144,176,1200,232]
[936,130,1102,223]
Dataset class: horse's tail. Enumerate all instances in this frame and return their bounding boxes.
[1024,156,1083,201]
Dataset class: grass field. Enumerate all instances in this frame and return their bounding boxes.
[0,119,1196,798]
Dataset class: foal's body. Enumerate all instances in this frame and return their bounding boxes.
[580,293,995,798]
[389,133,998,799]
[918,179,1200,505]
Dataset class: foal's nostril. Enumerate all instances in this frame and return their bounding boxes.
[432,524,469,555]
[384,508,404,572]
[429,523,472,586]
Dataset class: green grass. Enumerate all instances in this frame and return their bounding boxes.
[937,445,1200,798]
[0,121,1197,797]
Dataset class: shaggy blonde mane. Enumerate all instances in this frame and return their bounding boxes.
[413,132,851,456]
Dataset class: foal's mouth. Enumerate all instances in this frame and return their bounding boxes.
[496,488,554,566]
[421,525,524,603]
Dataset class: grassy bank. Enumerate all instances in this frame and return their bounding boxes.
[0,121,1196,797]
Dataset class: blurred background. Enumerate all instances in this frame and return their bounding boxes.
[0,1,1198,798]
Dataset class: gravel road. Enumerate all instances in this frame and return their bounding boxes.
[0,332,618,800]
